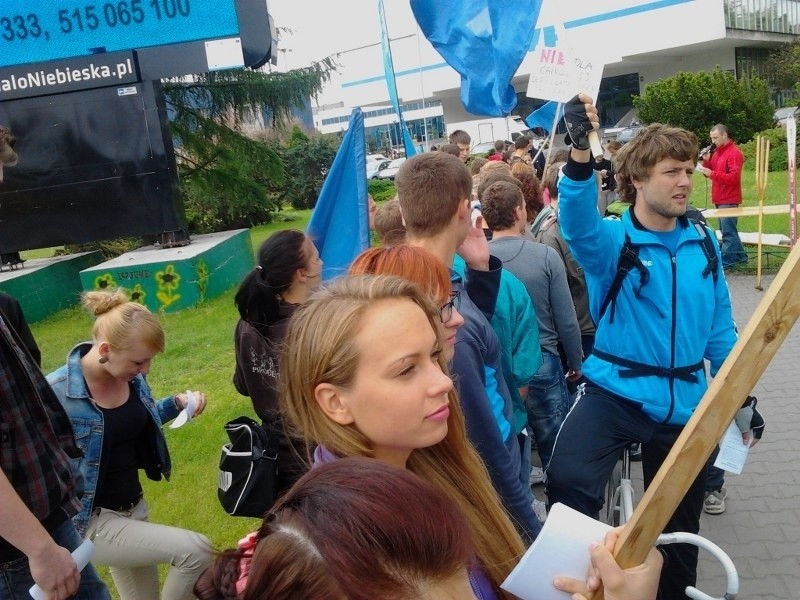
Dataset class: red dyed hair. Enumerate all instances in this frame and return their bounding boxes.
[349,245,452,305]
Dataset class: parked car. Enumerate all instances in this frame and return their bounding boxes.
[615,123,642,144]
[376,158,406,180]
[775,106,798,127]
[367,159,391,179]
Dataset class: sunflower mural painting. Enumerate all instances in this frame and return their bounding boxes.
[79,230,253,315]
[195,260,210,303]
[129,284,147,305]
[155,264,181,309]
[94,273,117,291]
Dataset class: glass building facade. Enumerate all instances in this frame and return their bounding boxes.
[725,0,800,34]
[320,100,445,153]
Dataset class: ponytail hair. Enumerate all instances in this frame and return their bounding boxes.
[234,230,308,334]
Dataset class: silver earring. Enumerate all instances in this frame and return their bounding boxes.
[99,356,108,364]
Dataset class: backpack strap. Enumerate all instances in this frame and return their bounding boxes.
[690,219,719,284]
[598,233,650,323]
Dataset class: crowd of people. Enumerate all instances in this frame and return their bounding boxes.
[0,95,765,600]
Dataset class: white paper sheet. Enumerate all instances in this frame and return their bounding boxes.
[713,421,750,474]
[169,391,197,429]
[502,503,612,600]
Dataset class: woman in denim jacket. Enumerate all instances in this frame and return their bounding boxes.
[47,289,212,600]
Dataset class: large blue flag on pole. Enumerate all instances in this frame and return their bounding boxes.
[411,0,542,117]
[307,108,370,281]
[378,0,417,157]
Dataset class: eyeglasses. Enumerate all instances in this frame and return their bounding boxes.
[439,290,461,323]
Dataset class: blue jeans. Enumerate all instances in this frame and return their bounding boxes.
[526,350,571,470]
[0,519,110,599]
[706,446,725,492]
[517,432,535,505]
[717,214,747,266]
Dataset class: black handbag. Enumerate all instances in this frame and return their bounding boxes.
[218,416,280,517]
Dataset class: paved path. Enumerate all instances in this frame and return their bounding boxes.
[532,271,800,598]
[695,272,800,599]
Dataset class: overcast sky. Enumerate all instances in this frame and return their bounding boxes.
[268,0,421,104]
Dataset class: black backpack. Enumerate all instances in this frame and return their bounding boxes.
[599,217,719,323]
[218,416,280,517]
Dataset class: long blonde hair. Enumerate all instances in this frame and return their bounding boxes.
[280,275,524,595]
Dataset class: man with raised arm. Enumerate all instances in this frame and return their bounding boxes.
[546,95,745,598]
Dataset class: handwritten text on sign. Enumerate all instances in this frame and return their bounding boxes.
[526,45,603,104]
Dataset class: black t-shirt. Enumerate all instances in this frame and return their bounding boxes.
[94,384,148,509]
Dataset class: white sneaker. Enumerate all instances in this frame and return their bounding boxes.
[532,499,548,523]
[703,488,727,515]
[529,466,545,486]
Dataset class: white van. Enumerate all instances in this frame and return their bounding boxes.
[446,116,534,150]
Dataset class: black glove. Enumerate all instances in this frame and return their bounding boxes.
[563,95,593,151]
[735,395,765,440]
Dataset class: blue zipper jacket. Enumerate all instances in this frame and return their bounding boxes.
[452,255,541,434]
[451,272,542,542]
[558,161,738,425]
[47,342,180,535]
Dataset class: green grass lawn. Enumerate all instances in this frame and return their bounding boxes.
[690,169,794,271]
[22,172,795,594]
[30,218,310,596]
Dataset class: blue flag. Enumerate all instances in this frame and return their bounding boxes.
[307,109,370,281]
[411,0,542,117]
[525,101,564,133]
[378,0,417,157]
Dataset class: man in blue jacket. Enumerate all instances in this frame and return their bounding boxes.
[546,96,740,598]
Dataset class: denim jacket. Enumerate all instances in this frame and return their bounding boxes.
[47,342,179,535]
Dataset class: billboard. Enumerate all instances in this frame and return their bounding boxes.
[1,0,240,69]
[0,0,273,81]
[0,81,185,253]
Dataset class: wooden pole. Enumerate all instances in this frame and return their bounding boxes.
[588,240,800,600]
[755,136,769,291]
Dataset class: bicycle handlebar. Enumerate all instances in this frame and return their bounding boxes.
[656,532,738,599]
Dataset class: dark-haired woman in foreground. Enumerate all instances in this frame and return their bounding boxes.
[196,457,476,600]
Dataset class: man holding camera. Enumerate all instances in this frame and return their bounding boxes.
[698,124,747,268]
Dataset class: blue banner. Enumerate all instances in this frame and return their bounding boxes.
[307,109,370,281]
[525,101,564,133]
[411,0,542,117]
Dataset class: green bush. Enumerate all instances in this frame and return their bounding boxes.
[634,68,774,144]
[367,179,396,202]
[739,126,799,171]
[278,127,339,210]
[58,238,142,260]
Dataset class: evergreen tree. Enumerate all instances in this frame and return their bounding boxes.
[163,59,335,231]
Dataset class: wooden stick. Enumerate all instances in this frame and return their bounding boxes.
[588,130,604,158]
[588,240,800,599]
[756,136,765,290]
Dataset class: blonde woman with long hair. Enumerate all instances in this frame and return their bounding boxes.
[277,275,661,600]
